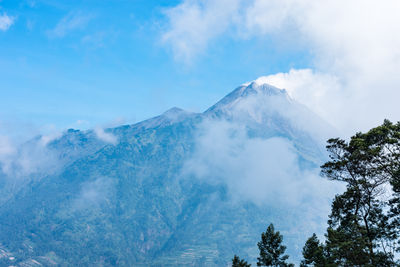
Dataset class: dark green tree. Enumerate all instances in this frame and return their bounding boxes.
[232,255,251,267]
[256,223,293,267]
[300,234,326,267]
[320,120,399,266]
[378,121,400,256]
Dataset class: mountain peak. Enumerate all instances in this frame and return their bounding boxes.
[162,106,193,121]
[131,107,195,130]
[205,81,289,115]
[162,107,186,116]
[242,76,287,90]
[242,81,287,97]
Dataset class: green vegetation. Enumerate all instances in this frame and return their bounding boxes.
[234,120,400,266]
[232,255,252,267]
[300,234,326,267]
[231,223,294,267]
[256,224,293,267]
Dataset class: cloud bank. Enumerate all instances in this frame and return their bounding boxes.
[162,0,400,133]
[183,118,337,207]
[182,117,342,249]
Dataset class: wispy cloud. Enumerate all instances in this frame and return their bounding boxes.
[81,31,107,47]
[161,0,241,64]
[26,0,36,8]
[0,135,16,175]
[48,11,94,38]
[0,134,61,178]
[94,127,118,145]
[71,177,114,211]
[0,13,15,31]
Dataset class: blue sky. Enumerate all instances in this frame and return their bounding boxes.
[1,0,400,137]
[0,0,312,135]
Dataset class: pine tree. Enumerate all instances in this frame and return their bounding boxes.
[300,234,326,267]
[256,224,293,267]
[232,255,251,267]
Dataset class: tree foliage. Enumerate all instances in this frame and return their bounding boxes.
[256,223,293,267]
[232,255,251,267]
[300,234,326,267]
[319,120,400,266]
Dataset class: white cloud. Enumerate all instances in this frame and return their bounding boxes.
[163,0,400,133]
[255,69,343,132]
[183,118,338,206]
[162,0,241,63]
[0,135,16,175]
[181,117,343,250]
[0,134,60,178]
[94,127,118,145]
[0,135,15,156]
[48,11,94,38]
[39,132,62,146]
[71,177,114,211]
[0,13,15,31]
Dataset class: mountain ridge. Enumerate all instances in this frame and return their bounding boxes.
[0,81,335,266]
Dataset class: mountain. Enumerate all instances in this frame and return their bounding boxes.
[0,81,336,266]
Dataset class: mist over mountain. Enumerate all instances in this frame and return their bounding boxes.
[0,81,338,266]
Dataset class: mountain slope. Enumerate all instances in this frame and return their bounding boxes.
[0,81,336,266]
